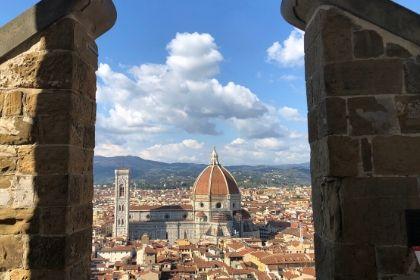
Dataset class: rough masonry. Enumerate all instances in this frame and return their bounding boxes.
[0,1,116,279]
[282,0,420,279]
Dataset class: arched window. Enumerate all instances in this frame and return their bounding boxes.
[119,185,124,197]
[200,202,204,208]
[232,203,236,208]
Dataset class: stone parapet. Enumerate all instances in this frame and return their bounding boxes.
[0,1,116,279]
[281,0,420,279]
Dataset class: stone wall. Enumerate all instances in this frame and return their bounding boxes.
[303,5,420,280]
[0,1,116,279]
[0,18,96,279]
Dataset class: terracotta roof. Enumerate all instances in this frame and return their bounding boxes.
[193,165,240,196]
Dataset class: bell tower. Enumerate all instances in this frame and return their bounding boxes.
[114,168,130,239]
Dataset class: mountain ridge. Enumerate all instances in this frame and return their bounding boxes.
[94,155,310,188]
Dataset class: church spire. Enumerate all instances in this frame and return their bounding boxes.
[210,146,219,165]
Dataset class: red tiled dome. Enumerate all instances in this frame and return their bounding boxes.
[193,148,240,196]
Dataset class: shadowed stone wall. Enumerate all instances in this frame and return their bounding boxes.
[282,0,420,279]
[0,1,116,279]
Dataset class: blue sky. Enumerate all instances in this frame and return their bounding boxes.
[2,1,419,165]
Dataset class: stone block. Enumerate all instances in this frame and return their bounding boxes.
[65,229,92,266]
[375,246,412,275]
[23,90,73,118]
[311,136,360,178]
[361,138,373,173]
[353,30,384,58]
[67,204,92,233]
[305,71,325,108]
[404,61,420,94]
[325,59,403,96]
[34,18,98,68]
[39,207,67,235]
[0,208,36,235]
[386,43,412,58]
[395,95,420,133]
[305,8,353,64]
[0,117,33,145]
[372,136,420,175]
[10,175,36,208]
[313,177,419,246]
[0,51,95,96]
[311,177,343,242]
[339,177,419,199]
[308,97,347,143]
[1,91,23,116]
[348,96,399,136]
[0,145,17,173]
[28,236,66,269]
[35,175,69,207]
[0,235,26,269]
[17,146,67,175]
[0,175,13,189]
[34,115,81,146]
[334,243,377,280]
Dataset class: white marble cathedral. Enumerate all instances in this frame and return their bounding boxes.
[113,148,259,243]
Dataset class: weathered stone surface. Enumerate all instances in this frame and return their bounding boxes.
[30,18,98,68]
[325,59,403,96]
[305,8,353,65]
[386,43,412,58]
[376,246,412,275]
[0,235,26,269]
[28,236,66,269]
[0,117,32,145]
[0,145,17,173]
[348,96,399,135]
[1,91,23,116]
[67,204,92,233]
[311,136,360,178]
[360,138,372,173]
[0,175,13,189]
[334,243,377,279]
[354,30,384,58]
[395,95,420,133]
[309,97,348,143]
[373,136,420,175]
[17,146,92,175]
[0,52,95,96]
[0,208,35,234]
[311,177,342,242]
[65,229,92,266]
[405,61,420,94]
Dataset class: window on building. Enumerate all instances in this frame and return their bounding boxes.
[216,202,222,208]
[164,214,170,219]
[119,185,124,197]
[200,202,204,208]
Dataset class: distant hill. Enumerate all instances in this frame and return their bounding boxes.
[93,156,311,188]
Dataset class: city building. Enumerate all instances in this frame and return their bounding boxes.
[113,148,259,243]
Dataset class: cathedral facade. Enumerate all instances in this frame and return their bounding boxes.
[113,149,259,243]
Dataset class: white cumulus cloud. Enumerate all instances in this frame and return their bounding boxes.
[139,139,205,163]
[267,28,305,67]
[279,106,306,122]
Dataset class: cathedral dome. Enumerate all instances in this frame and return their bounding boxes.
[193,148,240,196]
